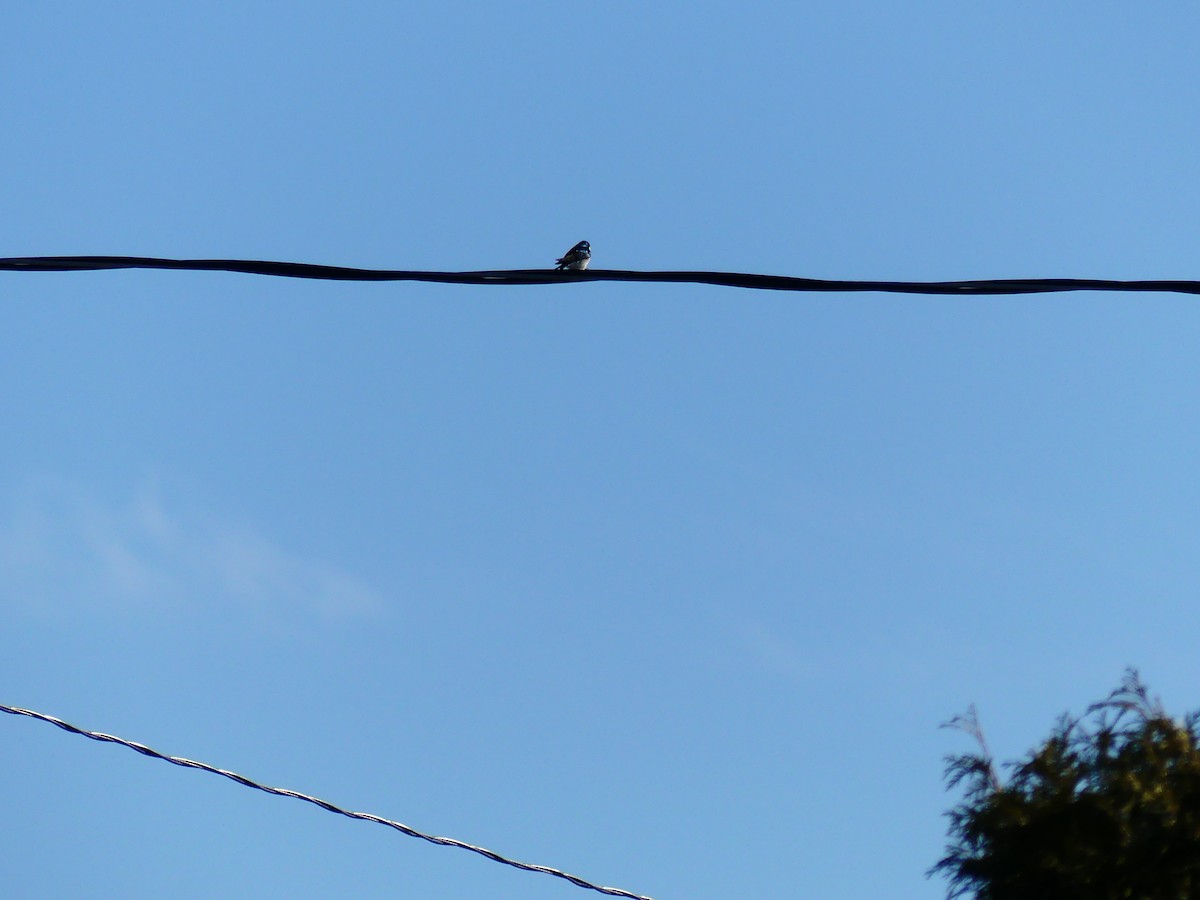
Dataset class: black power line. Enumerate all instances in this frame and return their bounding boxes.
[0,703,654,900]
[3,255,1198,295]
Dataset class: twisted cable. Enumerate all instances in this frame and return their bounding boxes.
[1,703,654,900]
[3,254,1198,295]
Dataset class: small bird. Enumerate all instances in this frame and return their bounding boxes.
[555,240,591,271]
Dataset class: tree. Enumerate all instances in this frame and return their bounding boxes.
[931,670,1200,899]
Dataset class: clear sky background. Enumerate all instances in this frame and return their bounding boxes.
[3,4,1199,898]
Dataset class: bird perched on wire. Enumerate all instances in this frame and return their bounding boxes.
[555,240,591,271]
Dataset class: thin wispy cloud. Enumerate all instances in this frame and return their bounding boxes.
[735,616,813,680]
[0,476,385,620]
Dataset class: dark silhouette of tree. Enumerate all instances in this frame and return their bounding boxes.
[931,670,1200,899]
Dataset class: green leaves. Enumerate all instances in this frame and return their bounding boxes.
[932,670,1200,899]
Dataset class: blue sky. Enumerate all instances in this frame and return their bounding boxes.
[3,4,1200,898]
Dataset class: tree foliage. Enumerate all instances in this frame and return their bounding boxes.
[932,670,1200,899]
